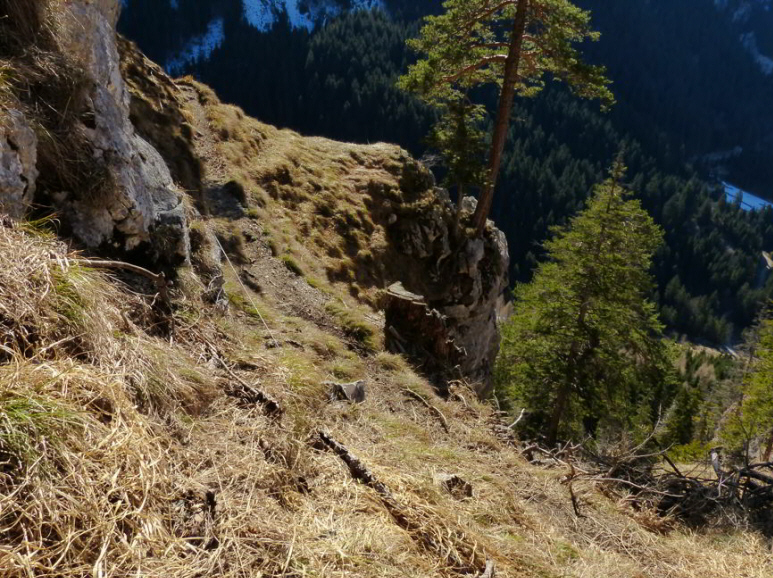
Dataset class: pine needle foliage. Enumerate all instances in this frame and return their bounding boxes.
[399,0,613,106]
[398,0,614,233]
[496,160,676,444]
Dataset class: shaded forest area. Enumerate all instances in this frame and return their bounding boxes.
[119,0,773,344]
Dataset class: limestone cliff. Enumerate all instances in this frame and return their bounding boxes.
[0,0,188,264]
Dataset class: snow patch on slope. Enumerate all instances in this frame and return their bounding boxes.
[166,18,225,74]
[243,0,278,31]
[741,32,773,75]
[242,0,385,32]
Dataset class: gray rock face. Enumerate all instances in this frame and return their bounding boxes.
[0,110,38,219]
[387,192,509,398]
[54,0,188,263]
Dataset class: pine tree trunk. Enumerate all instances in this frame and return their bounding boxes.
[763,429,773,462]
[546,382,571,447]
[545,181,620,445]
[471,0,529,236]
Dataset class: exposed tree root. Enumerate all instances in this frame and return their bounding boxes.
[403,388,450,433]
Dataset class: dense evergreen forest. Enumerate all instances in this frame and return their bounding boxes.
[119,0,773,344]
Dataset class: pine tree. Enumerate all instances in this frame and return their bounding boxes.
[398,0,613,236]
[496,160,675,445]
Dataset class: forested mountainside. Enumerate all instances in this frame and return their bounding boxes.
[119,0,773,344]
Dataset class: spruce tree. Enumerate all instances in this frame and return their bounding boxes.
[398,0,613,235]
[496,160,675,445]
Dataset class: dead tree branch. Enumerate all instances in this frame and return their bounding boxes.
[72,259,169,305]
[403,389,450,433]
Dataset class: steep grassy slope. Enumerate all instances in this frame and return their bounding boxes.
[1,37,773,578]
[3,220,772,577]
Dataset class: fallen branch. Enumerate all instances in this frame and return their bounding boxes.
[317,430,394,501]
[568,483,584,518]
[662,451,685,478]
[205,341,282,418]
[506,408,526,430]
[563,462,585,519]
[527,440,773,532]
[72,259,169,305]
[316,430,485,574]
[403,389,450,433]
[222,364,283,418]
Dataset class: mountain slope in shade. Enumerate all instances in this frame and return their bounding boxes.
[715,0,773,75]
[120,0,390,76]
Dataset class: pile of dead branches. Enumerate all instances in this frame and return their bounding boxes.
[520,438,773,536]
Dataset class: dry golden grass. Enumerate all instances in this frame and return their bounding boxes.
[174,75,441,313]
[2,168,773,578]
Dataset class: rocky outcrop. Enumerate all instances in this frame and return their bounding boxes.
[0,110,38,219]
[384,169,509,397]
[0,0,188,265]
[114,36,510,395]
[56,0,188,262]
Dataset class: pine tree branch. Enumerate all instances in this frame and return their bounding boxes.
[442,55,508,83]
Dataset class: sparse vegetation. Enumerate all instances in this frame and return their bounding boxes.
[245,207,261,220]
[325,300,378,352]
[281,254,304,276]
[375,351,408,372]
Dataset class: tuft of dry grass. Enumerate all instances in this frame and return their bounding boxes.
[325,300,379,352]
[0,222,221,577]
[281,254,304,277]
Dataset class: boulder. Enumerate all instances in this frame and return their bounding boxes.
[327,380,367,403]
